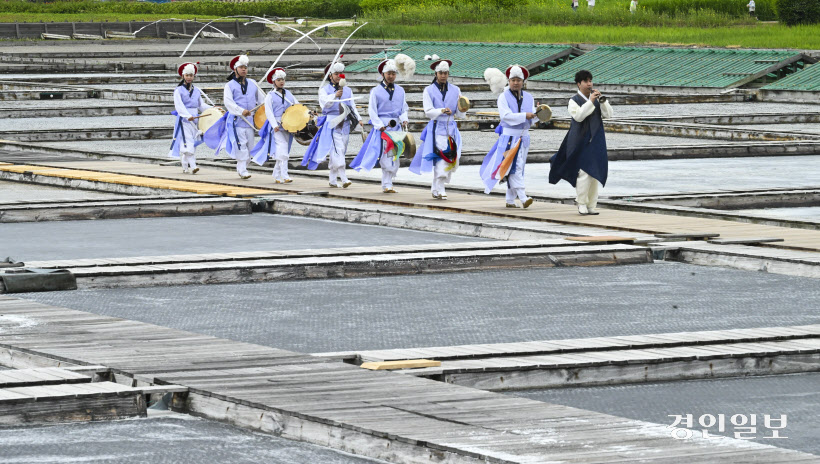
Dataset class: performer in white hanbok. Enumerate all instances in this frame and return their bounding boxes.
[479,65,539,208]
[203,55,266,179]
[350,55,415,193]
[168,62,213,174]
[250,67,299,184]
[302,60,363,188]
[408,56,466,200]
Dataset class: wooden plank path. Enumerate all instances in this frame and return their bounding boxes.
[313,329,820,390]
[0,196,252,222]
[8,159,820,252]
[19,240,651,289]
[315,324,820,362]
[0,366,107,388]
[0,295,816,463]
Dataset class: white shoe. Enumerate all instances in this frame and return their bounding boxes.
[587,207,599,215]
[578,204,589,215]
[240,172,251,179]
[342,181,352,188]
[522,197,533,209]
[182,168,190,174]
[329,182,339,188]
[506,203,518,208]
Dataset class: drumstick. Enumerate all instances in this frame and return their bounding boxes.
[240,115,260,133]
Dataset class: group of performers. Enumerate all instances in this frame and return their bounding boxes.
[168,53,611,215]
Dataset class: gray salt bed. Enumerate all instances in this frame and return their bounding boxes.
[18,263,820,354]
[350,155,820,197]
[732,123,820,134]
[1,213,483,261]
[1,415,380,463]
[42,129,707,160]
[739,206,820,221]
[0,99,160,110]
[0,115,171,132]
[550,102,820,119]
[0,180,125,203]
[509,373,820,456]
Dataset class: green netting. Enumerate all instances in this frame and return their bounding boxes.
[761,63,820,91]
[529,46,799,88]
[345,41,573,78]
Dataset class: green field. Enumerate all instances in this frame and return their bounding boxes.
[354,23,820,50]
[0,13,221,23]
[1,0,817,50]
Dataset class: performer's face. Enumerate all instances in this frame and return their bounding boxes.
[577,77,593,95]
[236,65,248,78]
[183,74,194,85]
[274,78,285,89]
[331,72,341,84]
[509,77,524,91]
[384,71,397,84]
[436,71,449,84]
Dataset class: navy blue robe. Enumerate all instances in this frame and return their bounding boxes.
[549,94,608,187]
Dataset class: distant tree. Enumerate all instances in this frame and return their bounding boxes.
[778,0,820,24]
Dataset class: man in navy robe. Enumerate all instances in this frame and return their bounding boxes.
[549,70,613,215]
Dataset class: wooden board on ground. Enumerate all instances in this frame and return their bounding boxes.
[360,359,442,370]
[565,235,637,244]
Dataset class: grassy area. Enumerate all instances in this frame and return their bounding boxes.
[0,0,360,18]
[355,23,820,50]
[360,0,777,25]
[0,13,221,23]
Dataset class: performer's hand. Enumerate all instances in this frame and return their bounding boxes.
[379,126,386,132]
[590,90,601,101]
[273,126,280,132]
[335,89,343,98]
[187,116,195,121]
[402,121,408,130]
[242,109,251,117]
[442,108,452,115]
[525,112,535,120]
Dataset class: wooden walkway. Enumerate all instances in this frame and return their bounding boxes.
[316,324,820,362]
[1,295,816,463]
[4,159,820,252]
[315,325,820,390]
[19,240,652,288]
[0,365,186,426]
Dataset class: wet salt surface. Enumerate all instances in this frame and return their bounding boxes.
[0,99,159,110]
[733,123,820,134]
[0,180,125,203]
[351,155,820,198]
[42,130,708,159]
[509,373,820,456]
[739,206,820,221]
[2,214,483,261]
[0,115,171,131]
[1,415,380,463]
[18,263,820,354]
